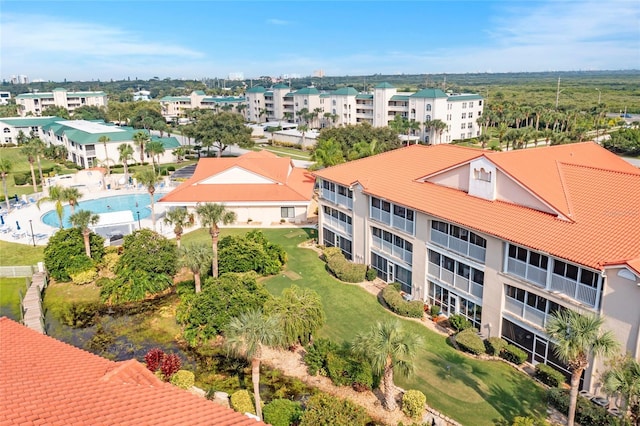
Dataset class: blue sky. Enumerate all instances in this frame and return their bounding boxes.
[2,1,639,82]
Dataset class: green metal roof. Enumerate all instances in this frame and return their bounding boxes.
[152,136,181,149]
[160,96,190,102]
[448,94,483,101]
[333,87,358,96]
[410,88,448,99]
[294,87,320,95]
[283,93,294,98]
[246,86,266,93]
[40,119,150,145]
[320,94,330,98]
[16,91,106,99]
[15,93,54,99]
[0,116,64,127]
[202,96,245,103]
[193,90,206,96]
[375,82,394,89]
[273,83,289,89]
[390,95,409,101]
[356,94,374,99]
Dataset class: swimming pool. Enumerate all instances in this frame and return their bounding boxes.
[41,193,165,228]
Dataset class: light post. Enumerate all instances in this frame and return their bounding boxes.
[29,219,35,247]
[136,211,141,230]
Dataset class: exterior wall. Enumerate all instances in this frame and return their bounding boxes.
[495,169,555,213]
[183,203,309,225]
[601,267,640,358]
[1,123,43,145]
[427,164,471,193]
[272,130,318,149]
[16,90,107,117]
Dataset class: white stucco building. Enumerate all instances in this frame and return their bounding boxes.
[15,88,107,117]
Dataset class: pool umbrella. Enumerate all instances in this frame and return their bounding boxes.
[16,221,20,230]
[0,215,4,225]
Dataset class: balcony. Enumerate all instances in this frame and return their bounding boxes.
[324,215,352,236]
[336,193,353,210]
[506,258,547,287]
[505,298,545,329]
[550,275,597,307]
[370,207,391,226]
[392,216,414,235]
[430,229,486,262]
[372,237,412,264]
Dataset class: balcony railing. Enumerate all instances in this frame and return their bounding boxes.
[336,193,353,210]
[550,275,597,307]
[371,207,391,226]
[372,237,412,264]
[324,215,352,236]
[506,258,546,287]
[430,229,486,262]
[321,188,336,204]
[504,298,545,329]
[392,216,414,235]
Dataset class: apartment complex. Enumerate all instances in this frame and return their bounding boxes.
[15,88,107,117]
[159,91,245,122]
[244,82,484,144]
[313,142,640,390]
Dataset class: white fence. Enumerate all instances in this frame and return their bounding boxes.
[0,265,38,277]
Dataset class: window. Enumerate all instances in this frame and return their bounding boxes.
[553,260,578,280]
[505,284,525,302]
[443,256,455,272]
[457,262,470,279]
[426,104,432,111]
[473,168,492,182]
[425,114,431,121]
[469,102,474,107]
[471,269,484,286]
[580,269,598,288]
[529,252,548,269]
[468,112,473,118]
[462,113,467,119]
[3,128,9,133]
[304,100,308,106]
[509,245,528,262]
[479,100,482,106]
[281,207,295,218]
[332,100,336,106]
[461,123,466,129]
[462,102,467,108]
[428,249,441,265]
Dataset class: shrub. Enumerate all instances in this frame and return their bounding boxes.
[44,228,105,281]
[365,268,377,281]
[304,338,340,375]
[326,351,351,386]
[299,393,369,426]
[230,390,255,415]
[100,252,120,274]
[323,247,366,283]
[485,336,508,356]
[430,305,441,318]
[170,370,195,389]
[167,165,176,172]
[535,364,566,388]
[381,286,424,318]
[501,344,528,365]
[455,328,486,355]
[57,301,101,327]
[70,267,98,285]
[449,314,472,332]
[348,358,374,392]
[218,231,286,276]
[402,390,427,420]
[547,388,617,426]
[13,173,28,186]
[145,348,166,373]
[263,399,303,426]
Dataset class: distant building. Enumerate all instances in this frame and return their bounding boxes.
[228,72,245,81]
[10,74,29,84]
[159,91,245,122]
[133,89,151,101]
[0,91,11,105]
[15,88,107,117]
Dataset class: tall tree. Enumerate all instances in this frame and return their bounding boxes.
[118,143,134,186]
[133,131,151,165]
[224,309,284,421]
[352,320,423,411]
[36,185,67,228]
[29,136,46,190]
[310,137,345,170]
[264,285,325,346]
[193,111,253,157]
[98,135,111,177]
[546,310,619,426]
[195,202,236,278]
[145,140,165,174]
[20,141,39,192]
[69,210,100,257]
[430,119,448,145]
[0,158,12,212]
[135,169,161,231]
[602,355,640,421]
[179,243,211,293]
[163,207,193,248]
[63,187,82,215]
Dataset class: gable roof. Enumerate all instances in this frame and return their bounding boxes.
[0,116,64,127]
[375,82,394,89]
[314,143,640,271]
[410,88,448,99]
[294,87,320,96]
[0,317,264,426]
[333,87,358,96]
[160,150,315,204]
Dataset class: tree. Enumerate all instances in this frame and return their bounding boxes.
[37,185,67,228]
[195,203,236,278]
[318,122,401,155]
[224,309,284,421]
[118,143,134,185]
[135,169,161,230]
[133,131,151,164]
[298,124,309,147]
[0,158,12,212]
[41,105,70,119]
[352,320,423,411]
[179,243,211,293]
[72,105,107,121]
[163,207,193,248]
[602,355,640,421]
[44,228,104,281]
[310,137,345,170]
[192,111,253,157]
[69,210,100,258]
[20,141,39,192]
[347,138,379,160]
[264,285,325,346]
[98,135,111,179]
[145,140,165,174]
[63,186,82,215]
[429,119,448,144]
[115,229,178,277]
[546,310,619,426]
[28,136,46,189]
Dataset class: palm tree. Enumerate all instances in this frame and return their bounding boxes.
[135,169,161,231]
[265,285,325,346]
[546,310,619,426]
[178,243,211,293]
[69,210,100,257]
[224,309,284,421]
[310,137,345,170]
[98,135,111,176]
[163,207,193,248]
[602,356,640,421]
[298,124,309,147]
[195,203,236,278]
[0,158,12,212]
[63,187,82,215]
[145,140,165,174]
[133,131,151,165]
[20,141,39,192]
[37,185,67,228]
[352,320,423,411]
[430,119,447,144]
[29,136,46,189]
[118,143,134,186]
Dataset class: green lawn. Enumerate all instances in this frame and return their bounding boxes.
[0,240,44,266]
[181,228,548,425]
[0,277,29,320]
[251,145,312,160]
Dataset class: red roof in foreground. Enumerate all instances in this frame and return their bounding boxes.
[0,317,265,426]
[160,151,315,204]
[314,143,640,271]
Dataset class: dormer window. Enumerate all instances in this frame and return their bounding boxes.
[474,167,492,182]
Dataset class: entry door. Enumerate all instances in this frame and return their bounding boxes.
[447,294,458,316]
[388,264,394,283]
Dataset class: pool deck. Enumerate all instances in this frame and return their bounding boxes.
[0,186,166,246]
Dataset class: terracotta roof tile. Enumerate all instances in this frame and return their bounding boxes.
[0,317,266,426]
[314,143,640,271]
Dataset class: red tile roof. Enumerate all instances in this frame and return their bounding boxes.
[160,151,315,204]
[0,317,265,426]
[314,143,640,271]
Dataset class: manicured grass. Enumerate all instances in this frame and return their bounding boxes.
[0,240,44,266]
[181,227,548,425]
[250,145,312,160]
[0,277,29,320]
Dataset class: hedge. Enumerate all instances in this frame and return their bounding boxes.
[365,268,377,281]
[449,314,472,332]
[485,336,508,356]
[548,388,621,426]
[323,247,366,283]
[230,390,255,415]
[263,399,303,426]
[326,352,351,386]
[501,344,528,365]
[455,328,486,355]
[535,364,566,388]
[170,370,195,389]
[381,286,424,318]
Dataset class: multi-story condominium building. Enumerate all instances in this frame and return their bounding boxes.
[244,82,483,144]
[313,142,640,390]
[15,88,107,117]
[0,91,11,105]
[159,91,245,122]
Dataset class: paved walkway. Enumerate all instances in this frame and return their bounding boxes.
[21,271,47,333]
